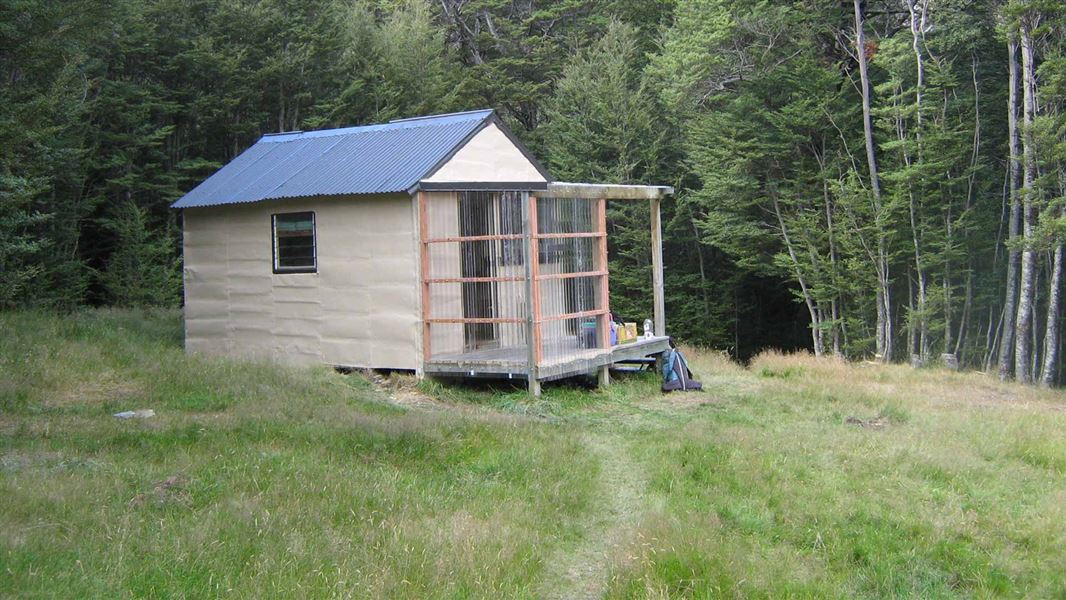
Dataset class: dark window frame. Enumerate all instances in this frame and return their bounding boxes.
[271,211,317,274]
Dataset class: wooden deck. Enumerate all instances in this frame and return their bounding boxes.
[424,335,671,381]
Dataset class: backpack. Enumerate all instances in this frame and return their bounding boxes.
[661,347,702,392]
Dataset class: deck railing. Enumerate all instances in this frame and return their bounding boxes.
[530,195,610,368]
[418,190,610,375]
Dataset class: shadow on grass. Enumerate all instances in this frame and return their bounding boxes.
[417,368,663,420]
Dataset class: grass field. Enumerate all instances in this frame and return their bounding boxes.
[2,309,1065,598]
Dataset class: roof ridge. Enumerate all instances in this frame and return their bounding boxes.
[258,109,494,144]
[389,108,494,124]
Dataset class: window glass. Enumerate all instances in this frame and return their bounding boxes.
[273,212,316,272]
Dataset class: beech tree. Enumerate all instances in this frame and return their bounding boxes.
[999,29,1023,379]
[852,0,894,361]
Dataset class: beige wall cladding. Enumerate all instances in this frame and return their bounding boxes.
[423,123,547,183]
[181,194,420,369]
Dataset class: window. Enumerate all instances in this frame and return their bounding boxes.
[272,212,316,273]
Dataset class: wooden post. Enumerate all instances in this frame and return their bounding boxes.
[651,197,665,338]
[524,192,541,396]
[528,374,542,396]
[597,197,611,388]
[530,195,543,366]
[419,191,431,361]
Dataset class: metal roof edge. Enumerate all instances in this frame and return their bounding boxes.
[389,109,495,123]
[172,190,413,209]
[411,181,550,193]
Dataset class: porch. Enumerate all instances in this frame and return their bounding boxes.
[424,334,672,381]
[417,181,673,394]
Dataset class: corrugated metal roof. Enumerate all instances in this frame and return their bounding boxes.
[172,109,497,208]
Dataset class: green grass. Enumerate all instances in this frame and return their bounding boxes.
[0,310,596,598]
[2,309,1066,598]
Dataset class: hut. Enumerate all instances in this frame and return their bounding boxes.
[172,109,672,394]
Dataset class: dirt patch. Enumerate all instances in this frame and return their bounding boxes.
[358,370,532,425]
[364,371,446,411]
[0,451,64,472]
[129,474,192,508]
[845,415,890,430]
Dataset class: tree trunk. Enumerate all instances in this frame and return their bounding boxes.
[999,35,1023,380]
[1031,261,1041,382]
[772,192,824,356]
[853,0,891,361]
[894,18,929,362]
[955,55,980,364]
[1014,13,1039,384]
[690,216,711,319]
[821,152,843,356]
[986,305,1002,371]
[944,203,954,353]
[874,286,885,358]
[832,297,842,355]
[901,108,929,361]
[942,82,957,356]
[1041,242,1062,386]
[955,270,973,360]
[907,273,917,360]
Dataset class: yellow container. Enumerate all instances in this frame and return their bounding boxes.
[621,322,638,344]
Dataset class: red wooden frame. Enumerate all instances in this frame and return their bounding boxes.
[426,317,524,324]
[597,197,610,349]
[425,233,524,243]
[535,269,607,282]
[537,308,609,323]
[425,276,523,284]
[529,194,543,364]
[534,232,606,239]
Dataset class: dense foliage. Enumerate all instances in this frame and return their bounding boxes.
[1,0,1064,378]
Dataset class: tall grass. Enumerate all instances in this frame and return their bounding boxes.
[604,351,1066,599]
[2,313,1065,598]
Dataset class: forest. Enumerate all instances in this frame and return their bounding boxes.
[1,0,1064,382]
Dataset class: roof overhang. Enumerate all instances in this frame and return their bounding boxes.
[414,181,550,192]
[545,182,674,200]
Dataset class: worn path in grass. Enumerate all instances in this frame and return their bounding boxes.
[370,373,665,599]
[540,389,718,599]
[538,430,648,600]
